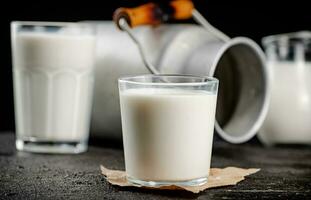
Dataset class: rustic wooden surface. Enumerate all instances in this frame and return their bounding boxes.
[1,132,311,199]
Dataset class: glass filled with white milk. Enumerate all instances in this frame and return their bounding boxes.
[259,32,311,145]
[119,75,218,186]
[11,22,96,153]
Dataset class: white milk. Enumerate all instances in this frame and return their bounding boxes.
[259,61,311,144]
[120,88,217,181]
[12,32,95,141]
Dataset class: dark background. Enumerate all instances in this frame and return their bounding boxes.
[1,0,310,132]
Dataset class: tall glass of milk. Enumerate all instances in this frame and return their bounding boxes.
[119,75,218,186]
[11,22,96,154]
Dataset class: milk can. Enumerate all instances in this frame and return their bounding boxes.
[90,1,270,144]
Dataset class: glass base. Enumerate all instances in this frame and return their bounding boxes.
[16,139,88,154]
[127,176,208,187]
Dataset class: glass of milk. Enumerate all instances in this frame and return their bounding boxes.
[259,32,311,145]
[119,75,218,186]
[11,22,96,153]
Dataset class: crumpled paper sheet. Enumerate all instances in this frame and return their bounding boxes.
[100,165,260,193]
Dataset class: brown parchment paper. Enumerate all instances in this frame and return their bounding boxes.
[100,165,260,193]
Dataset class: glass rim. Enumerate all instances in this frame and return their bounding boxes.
[11,21,88,27]
[262,31,311,47]
[118,74,218,86]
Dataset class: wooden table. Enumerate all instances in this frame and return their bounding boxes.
[1,133,310,199]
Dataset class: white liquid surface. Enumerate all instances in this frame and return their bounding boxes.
[12,32,95,141]
[259,61,311,144]
[120,88,217,181]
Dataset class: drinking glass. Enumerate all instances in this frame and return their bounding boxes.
[119,75,218,186]
[11,21,96,153]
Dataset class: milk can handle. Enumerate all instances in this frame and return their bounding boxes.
[113,0,194,28]
[113,0,230,41]
[113,0,230,74]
